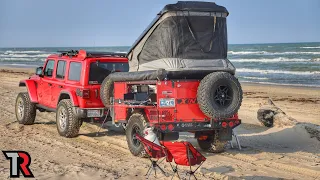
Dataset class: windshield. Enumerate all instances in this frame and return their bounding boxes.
[89,61,129,84]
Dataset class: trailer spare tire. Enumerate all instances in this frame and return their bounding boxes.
[197,72,242,118]
[100,77,114,106]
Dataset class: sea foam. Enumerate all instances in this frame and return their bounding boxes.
[230,58,310,63]
[228,51,320,55]
[236,68,320,75]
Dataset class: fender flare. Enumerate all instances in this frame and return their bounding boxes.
[19,80,38,103]
[58,90,79,106]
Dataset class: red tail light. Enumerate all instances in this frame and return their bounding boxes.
[76,89,90,99]
[168,124,174,131]
[160,124,167,131]
[229,121,234,128]
[82,89,90,99]
[222,122,228,128]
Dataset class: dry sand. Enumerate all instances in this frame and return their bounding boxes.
[0,67,319,180]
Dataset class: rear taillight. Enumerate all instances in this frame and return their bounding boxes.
[222,122,228,128]
[229,121,234,128]
[76,89,90,99]
[160,125,167,131]
[168,124,174,131]
[82,89,90,99]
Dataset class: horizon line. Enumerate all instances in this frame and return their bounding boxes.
[0,41,319,48]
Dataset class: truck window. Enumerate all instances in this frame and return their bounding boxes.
[68,62,82,81]
[44,60,55,77]
[56,60,66,79]
[89,62,129,84]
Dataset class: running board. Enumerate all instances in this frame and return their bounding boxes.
[36,104,56,112]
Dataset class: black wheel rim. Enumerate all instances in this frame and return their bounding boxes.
[214,85,232,107]
[131,124,141,147]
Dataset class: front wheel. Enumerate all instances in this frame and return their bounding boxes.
[125,113,147,157]
[197,135,228,153]
[15,92,36,125]
[56,99,80,138]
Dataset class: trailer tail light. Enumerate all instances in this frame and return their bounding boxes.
[229,121,234,128]
[222,122,228,128]
[160,124,167,131]
[168,124,174,131]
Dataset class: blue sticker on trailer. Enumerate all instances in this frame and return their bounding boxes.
[160,98,175,107]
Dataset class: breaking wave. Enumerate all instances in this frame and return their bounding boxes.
[4,50,45,54]
[0,53,51,58]
[228,51,320,55]
[241,76,269,80]
[240,81,320,88]
[1,63,39,67]
[236,68,320,75]
[300,46,320,49]
[230,58,310,63]
[0,57,44,61]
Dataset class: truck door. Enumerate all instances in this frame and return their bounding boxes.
[38,60,55,108]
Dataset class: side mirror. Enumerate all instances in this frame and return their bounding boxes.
[36,67,43,77]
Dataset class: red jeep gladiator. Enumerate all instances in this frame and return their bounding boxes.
[16,50,128,137]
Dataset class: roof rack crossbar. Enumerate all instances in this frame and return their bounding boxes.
[57,50,127,58]
[86,51,126,57]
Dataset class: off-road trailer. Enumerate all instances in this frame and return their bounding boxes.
[100,1,243,155]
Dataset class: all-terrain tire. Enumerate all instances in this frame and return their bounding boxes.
[197,72,243,118]
[56,99,80,138]
[15,92,36,125]
[100,77,113,106]
[197,136,228,153]
[125,113,148,157]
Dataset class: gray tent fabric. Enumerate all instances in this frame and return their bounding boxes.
[127,1,235,78]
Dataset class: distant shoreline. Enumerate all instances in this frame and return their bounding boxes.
[1,65,319,90]
[1,41,320,49]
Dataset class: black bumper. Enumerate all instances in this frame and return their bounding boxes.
[74,107,105,118]
[153,119,241,133]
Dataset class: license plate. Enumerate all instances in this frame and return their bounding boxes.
[159,98,175,107]
[87,110,101,117]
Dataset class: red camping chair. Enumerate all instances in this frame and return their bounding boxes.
[135,134,172,178]
[163,141,206,180]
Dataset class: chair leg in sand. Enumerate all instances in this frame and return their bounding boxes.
[230,130,241,150]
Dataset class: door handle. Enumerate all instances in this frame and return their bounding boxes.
[58,85,63,88]
[48,83,52,86]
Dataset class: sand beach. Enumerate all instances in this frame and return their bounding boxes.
[0,67,319,179]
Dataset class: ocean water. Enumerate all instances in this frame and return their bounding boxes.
[0,42,319,87]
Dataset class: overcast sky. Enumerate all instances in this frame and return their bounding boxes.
[0,0,319,47]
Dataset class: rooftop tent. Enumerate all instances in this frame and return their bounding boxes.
[127,1,236,77]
